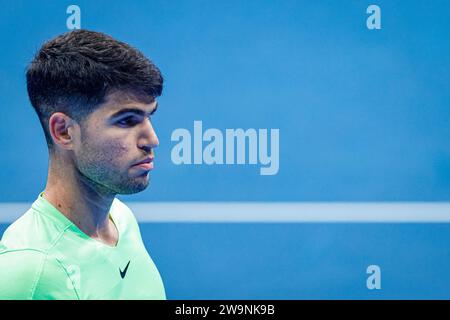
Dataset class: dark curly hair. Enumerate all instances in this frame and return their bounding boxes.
[26,29,163,150]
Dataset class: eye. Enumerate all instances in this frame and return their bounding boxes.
[117,117,138,127]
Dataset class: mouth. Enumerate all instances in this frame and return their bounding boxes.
[133,157,154,171]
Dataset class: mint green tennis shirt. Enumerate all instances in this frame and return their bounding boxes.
[0,192,166,300]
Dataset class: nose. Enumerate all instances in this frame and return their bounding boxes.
[138,119,159,153]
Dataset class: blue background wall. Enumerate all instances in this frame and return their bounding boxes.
[0,0,449,299]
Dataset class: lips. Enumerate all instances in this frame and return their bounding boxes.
[135,157,154,165]
[133,157,154,170]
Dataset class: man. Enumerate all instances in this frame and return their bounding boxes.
[0,29,166,299]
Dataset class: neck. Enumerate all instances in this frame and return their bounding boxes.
[43,153,118,246]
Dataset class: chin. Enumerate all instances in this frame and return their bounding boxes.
[116,178,150,195]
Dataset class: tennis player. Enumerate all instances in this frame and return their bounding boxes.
[0,30,166,299]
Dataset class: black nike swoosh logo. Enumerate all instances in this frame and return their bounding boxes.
[119,260,131,279]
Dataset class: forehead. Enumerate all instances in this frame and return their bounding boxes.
[97,90,157,115]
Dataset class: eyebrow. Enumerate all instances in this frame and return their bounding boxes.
[110,103,158,118]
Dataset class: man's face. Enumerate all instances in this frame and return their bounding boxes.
[72,91,159,195]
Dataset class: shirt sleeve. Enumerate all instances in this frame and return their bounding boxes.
[0,248,79,300]
[0,249,45,299]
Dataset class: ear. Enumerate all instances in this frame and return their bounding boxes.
[48,112,79,150]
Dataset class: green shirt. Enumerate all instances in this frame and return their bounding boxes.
[0,192,166,300]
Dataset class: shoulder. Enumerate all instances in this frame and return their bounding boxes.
[1,206,68,252]
[0,247,78,300]
[1,210,35,246]
[111,198,146,244]
[111,197,133,215]
[111,197,139,227]
[0,248,46,299]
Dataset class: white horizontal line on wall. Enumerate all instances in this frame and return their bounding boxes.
[0,202,450,223]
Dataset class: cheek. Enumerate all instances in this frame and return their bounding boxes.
[79,124,135,168]
[82,136,131,168]
[101,140,130,165]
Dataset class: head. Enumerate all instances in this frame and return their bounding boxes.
[26,29,163,195]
